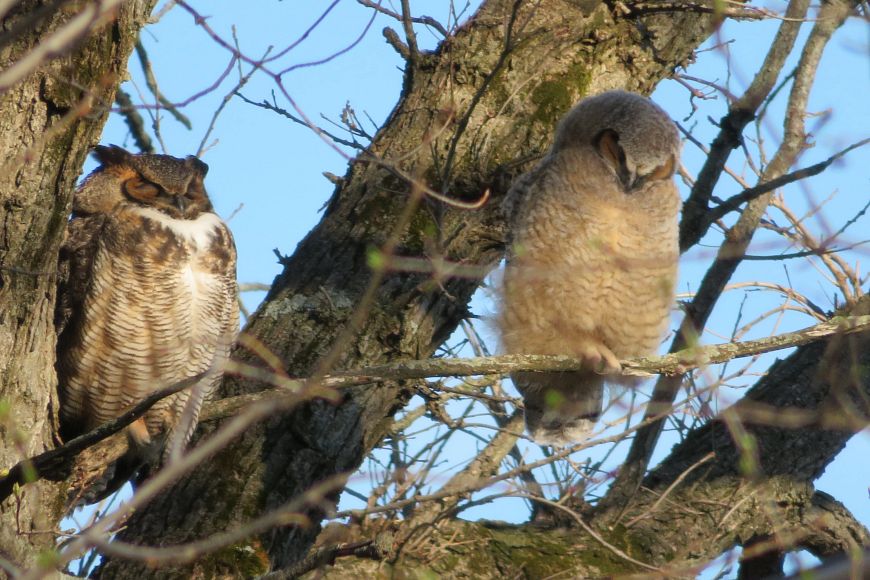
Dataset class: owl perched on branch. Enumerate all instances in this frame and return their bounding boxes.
[499,90,681,446]
[56,145,239,474]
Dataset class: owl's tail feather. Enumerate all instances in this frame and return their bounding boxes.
[162,332,235,465]
[162,377,210,464]
[513,371,604,446]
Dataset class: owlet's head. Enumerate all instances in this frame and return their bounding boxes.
[74,145,213,219]
[553,90,680,192]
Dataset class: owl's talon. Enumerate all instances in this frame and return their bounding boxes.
[577,343,621,375]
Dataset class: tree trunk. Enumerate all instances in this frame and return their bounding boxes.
[0,0,156,571]
[97,2,720,577]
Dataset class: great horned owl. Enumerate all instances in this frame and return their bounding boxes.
[499,90,681,445]
[56,145,239,472]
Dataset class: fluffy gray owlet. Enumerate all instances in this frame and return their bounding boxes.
[499,90,681,445]
[56,145,239,475]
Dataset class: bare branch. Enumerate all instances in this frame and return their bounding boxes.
[196,34,270,156]
[399,0,420,70]
[382,26,410,60]
[133,40,192,130]
[397,410,525,542]
[704,138,870,227]
[114,89,154,153]
[83,474,349,567]
[236,91,365,150]
[356,0,449,37]
[679,0,812,251]
[329,314,870,382]
[621,1,782,21]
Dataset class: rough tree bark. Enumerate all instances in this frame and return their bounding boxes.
[0,0,156,571]
[95,1,722,577]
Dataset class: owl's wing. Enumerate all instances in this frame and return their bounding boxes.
[55,215,107,339]
[56,214,113,443]
[501,153,557,255]
[501,156,554,235]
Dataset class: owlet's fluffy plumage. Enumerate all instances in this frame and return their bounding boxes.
[56,145,239,470]
[499,90,681,445]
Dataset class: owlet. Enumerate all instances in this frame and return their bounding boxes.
[499,90,681,445]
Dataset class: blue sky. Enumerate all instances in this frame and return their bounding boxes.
[78,1,869,575]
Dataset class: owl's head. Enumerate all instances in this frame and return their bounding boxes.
[511,370,605,446]
[518,375,603,446]
[74,145,213,219]
[553,90,680,192]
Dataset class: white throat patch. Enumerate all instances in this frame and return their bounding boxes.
[135,207,222,249]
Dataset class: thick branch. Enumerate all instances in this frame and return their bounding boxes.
[266,481,869,578]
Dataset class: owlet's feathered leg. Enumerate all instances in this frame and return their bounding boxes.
[510,337,619,445]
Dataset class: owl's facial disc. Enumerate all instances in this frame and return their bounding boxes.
[593,129,678,193]
[122,177,209,219]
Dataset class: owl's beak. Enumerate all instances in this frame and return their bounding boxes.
[173,195,189,213]
[626,173,644,191]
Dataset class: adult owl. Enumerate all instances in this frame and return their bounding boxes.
[56,145,239,471]
[499,90,681,446]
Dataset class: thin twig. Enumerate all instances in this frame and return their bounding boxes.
[624,452,716,527]
[356,0,449,37]
[704,138,870,227]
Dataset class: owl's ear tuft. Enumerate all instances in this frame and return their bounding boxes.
[92,144,131,167]
[185,156,209,177]
[123,177,161,202]
[594,129,633,190]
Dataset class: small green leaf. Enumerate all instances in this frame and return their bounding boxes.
[0,399,11,420]
[36,549,59,568]
[367,247,386,271]
[22,462,37,484]
[544,389,565,409]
